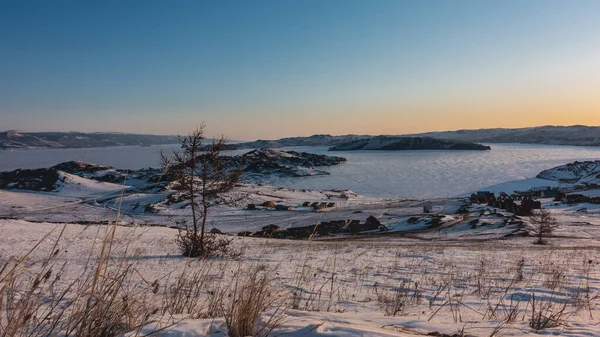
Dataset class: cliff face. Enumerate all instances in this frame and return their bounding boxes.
[328,137,491,151]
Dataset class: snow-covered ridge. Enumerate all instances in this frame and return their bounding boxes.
[412,125,600,146]
[328,136,490,151]
[536,161,600,186]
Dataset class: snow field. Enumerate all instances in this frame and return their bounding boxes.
[2,219,600,336]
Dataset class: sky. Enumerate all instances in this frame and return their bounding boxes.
[2,0,600,140]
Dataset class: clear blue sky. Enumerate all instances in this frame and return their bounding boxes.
[2,0,600,139]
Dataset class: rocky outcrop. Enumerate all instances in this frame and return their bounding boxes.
[0,167,60,191]
[225,148,346,178]
[328,136,490,151]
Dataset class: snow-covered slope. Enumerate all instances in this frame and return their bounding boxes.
[54,171,126,197]
[472,160,600,197]
[4,212,600,337]
[536,161,600,186]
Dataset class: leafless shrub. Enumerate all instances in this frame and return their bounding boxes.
[484,281,526,332]
[377,281,421,317]
[528,293,569,331]
[544,265,565,291]
[177,231,241,259]
[569,259,600,319]
[429,282,449,309]
[204,233,242,258]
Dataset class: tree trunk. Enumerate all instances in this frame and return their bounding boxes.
[190,140,198,236]
[190,179,197,236]
[200,201,208,252]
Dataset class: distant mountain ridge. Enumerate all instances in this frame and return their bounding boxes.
[4,125,599,150]
[0,131,180,150]
[410,125,600,146]
[221,126,600,150]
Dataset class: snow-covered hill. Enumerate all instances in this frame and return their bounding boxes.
[536,161,600,186]
[0,131,179,150]
[475,160,600,196]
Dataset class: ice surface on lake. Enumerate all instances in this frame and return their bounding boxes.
[254,144,600,199]
[2,143,600,199]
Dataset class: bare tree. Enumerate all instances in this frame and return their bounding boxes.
[529,208,557,245]
[161,124,241,257]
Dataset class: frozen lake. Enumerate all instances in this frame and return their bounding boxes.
[1,143,600,199]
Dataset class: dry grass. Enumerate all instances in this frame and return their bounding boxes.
[0,226,162,337]
[2,214,600,336]
[223,264,288,337]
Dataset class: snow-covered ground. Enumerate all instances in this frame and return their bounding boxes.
[3,202,600,336]
[474,178,560,196]
[3,175,600,336]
